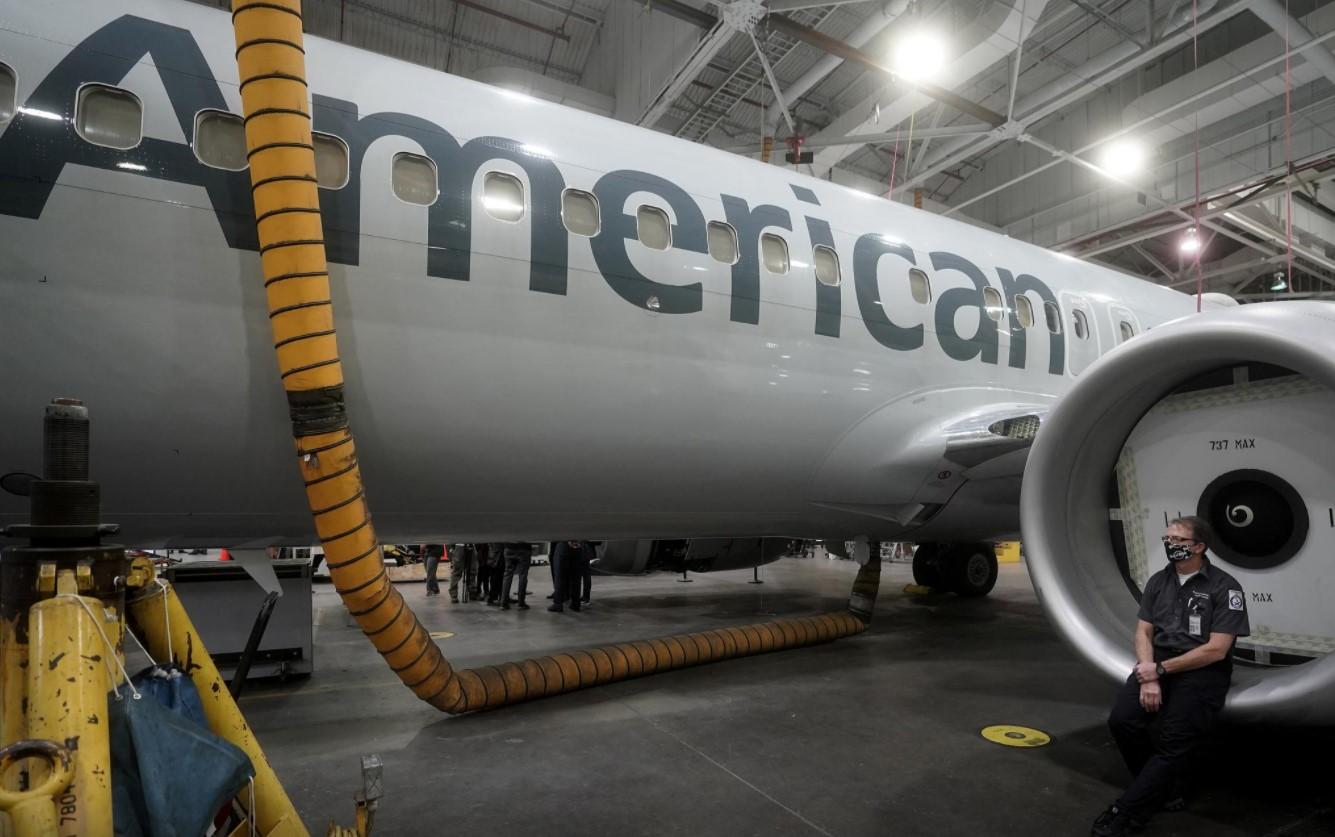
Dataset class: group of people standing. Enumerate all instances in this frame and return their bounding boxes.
[422,541,594,612]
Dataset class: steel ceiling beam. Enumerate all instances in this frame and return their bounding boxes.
[454,0,572,41]
[620,0,1008,126]
[763,14,1009,126]
[767,0,873,10]
[941,14,1335,217]
[515,0,603,27]
[897,0,1250,197]
[1068,0,1147,47]
[722,124,992,152]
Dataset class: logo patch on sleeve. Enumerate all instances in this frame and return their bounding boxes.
[1228,590,1245,611]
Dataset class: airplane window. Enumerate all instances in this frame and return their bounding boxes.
[313,132,349,189]
[392,151,438,206]
[982,287,1005,321]
[1044,301,1062,334]
[562,189,599,236]
[193,110,247,171]
[0,63,14,125]
[1119,320,1136,342]
[1072,308,1090,340]
[483,171,525,222]
[908,268,931,304]
[708,221,738,264]
[761,233,789,274]
[1015,295,1035,328]
[637,205,671,250]
[75,83,142,150]
[813,245,840,287]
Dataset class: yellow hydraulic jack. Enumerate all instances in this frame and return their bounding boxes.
[0,401,377,837]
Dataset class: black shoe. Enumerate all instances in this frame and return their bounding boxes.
[580,597,591,604]
[547,604,564,612]
[450,597,459,604]
[501,603,510,610]
[1091,806,1143,837]
[486,599,499,607]
[546,592,555,599]
[1163,777,1186,812]
[570,604,581,612]
[518,601,530,610]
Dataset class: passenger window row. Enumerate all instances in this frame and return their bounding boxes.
[0,69,1146,342]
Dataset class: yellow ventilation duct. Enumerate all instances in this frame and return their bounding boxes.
[230,0,879,715]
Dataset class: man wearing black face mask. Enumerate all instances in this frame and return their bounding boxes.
[1092,516,1250,836]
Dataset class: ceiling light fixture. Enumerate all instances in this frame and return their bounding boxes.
[893,32,948,83]
[1098,139,1145,178]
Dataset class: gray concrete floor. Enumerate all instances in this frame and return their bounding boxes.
[240,559,1333,836]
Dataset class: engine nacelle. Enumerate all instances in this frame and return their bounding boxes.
[1022,301,1335,724]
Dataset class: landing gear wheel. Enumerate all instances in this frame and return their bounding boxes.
[943,543,998,597]
[912,543,944,588]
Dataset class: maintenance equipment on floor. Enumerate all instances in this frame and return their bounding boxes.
[0,400,376,836]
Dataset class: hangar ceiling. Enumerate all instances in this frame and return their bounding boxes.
[188,0,1335,300]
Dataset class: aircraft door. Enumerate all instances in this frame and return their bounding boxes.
[1060,292,1100,376]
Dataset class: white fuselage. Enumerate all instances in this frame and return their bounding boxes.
[0,0,1199,546]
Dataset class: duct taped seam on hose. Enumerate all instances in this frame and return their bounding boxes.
[231,0,881,715]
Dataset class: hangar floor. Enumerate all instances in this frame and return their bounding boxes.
[240,559,1333,836]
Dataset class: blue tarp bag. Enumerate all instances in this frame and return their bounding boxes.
[132,665,208,729]
[110,665,253,837]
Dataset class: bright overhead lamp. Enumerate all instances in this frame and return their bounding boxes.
[893,32,948,83]
[1178,228,1200,254]
[1270,271,1288,291]
[1097,139,1145,178]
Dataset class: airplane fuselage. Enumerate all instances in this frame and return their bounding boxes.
[0,0,1198,546]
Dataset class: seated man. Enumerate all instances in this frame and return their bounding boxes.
[1092,516,1250,836]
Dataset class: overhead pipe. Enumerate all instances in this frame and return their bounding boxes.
[760,0,910,162]
[621,0,1006,131]
[1248,0,1335,86]
[897,0,1249,196]
[736,124,990,154]
[944,25,1335,225]
[230,0,881,716]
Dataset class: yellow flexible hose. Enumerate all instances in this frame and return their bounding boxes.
[231,0,878,715]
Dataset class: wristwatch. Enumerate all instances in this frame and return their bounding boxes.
[1155,662,1167,678]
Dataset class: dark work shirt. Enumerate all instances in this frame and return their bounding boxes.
[1137,557,1250,670]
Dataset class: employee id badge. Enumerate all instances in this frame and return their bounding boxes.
[1188,592,1209,636]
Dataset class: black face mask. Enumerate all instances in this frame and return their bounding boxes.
[1165,542,1195,562]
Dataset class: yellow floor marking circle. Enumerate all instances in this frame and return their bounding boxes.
[981,725,1051,748]
[430,631,455,640]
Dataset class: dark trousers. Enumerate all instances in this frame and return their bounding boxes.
[484,561,504,602]
[552,550,588,606]
[449,549,479,600]
[1107,668,1229,819]
[502,555,531,603]
[424,552,442,594]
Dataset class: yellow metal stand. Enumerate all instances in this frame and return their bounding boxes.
[125,559,307,837]
[2,401,374,837]
[26,572,113,837]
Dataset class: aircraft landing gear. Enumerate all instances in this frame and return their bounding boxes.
[911,542,998,597]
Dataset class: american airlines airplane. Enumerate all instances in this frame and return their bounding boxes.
[2,0,1332,722]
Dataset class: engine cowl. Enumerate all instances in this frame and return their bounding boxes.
[1021,301,1335,724]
